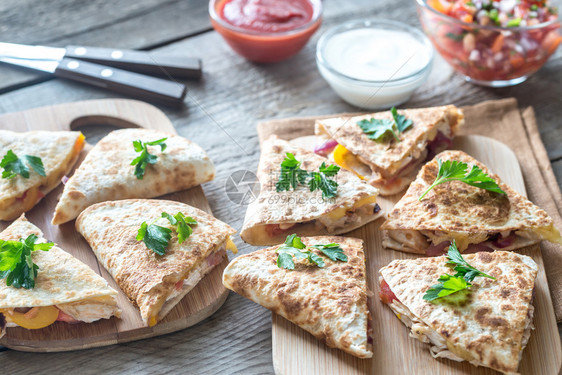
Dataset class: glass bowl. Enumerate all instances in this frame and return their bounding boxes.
[209,0,322,63]
[416,0,561,87]
[316,19,434,110]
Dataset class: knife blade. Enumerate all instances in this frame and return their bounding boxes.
[0,43,188,107]
[0,42,201,79]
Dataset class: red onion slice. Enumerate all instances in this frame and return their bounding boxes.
[61,175,69,185]
[314,139,338,156]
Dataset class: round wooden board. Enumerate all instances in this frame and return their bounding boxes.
[0,99,229,352]
[272,135,562,375]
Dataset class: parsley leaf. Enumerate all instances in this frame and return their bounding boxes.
[423,274,471,301]
[162,212,197,244]
[311,243,348,262]
[446,241,496,282]
[276,154,340,198]
[276,234,347,270]
[357,107,413,142]
[391,107,413,133]
[276,153,309,192]
[308,162,340,199]
[423,241,495,301]
[357,118,398,142]
[130,137,167,180]
[419,159,507,200]
[1,150,46,179]
[0,234,53,289]
[136,221,171,256]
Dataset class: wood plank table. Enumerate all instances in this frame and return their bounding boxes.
[0,0,561,373]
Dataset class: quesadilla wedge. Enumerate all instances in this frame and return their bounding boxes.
[315,105,464,195]
[0,215,120,336]
[382,150,562,255]
[76,199,236,326]
[0,130,85,221]
[240,136,382,246]
[379,250,538,374]
[52,128,215,225]
[223,235,373,358]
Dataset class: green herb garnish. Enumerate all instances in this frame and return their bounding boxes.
[419,159,506,200]
[275,152,309,192]
[162,212,197,244]
[130,138,167,180]
[137,211,197,255]
[311,243,348,262]
[276,153,340,199]
[308,162,340,199]
[357,107,413,142]
[276,234,347,270]
[0,234,53,289]
[423,241,495,301]
[1,150,46,179]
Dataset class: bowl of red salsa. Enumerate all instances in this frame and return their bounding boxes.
[209,0,322,63]
[416,0,561,86]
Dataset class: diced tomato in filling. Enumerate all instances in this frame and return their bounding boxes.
[56,310,80,324]
[379,280,398,304]
[15,190,28,202]
[265,224,290,237]
[175,280,183,291]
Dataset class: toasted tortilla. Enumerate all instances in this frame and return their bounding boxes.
[315,105,464,195]
[0,130,85,221]
[52,128,215,225]
[76,199,236,326]
[381,150,562,253]
[379,251,538,374]
[240,136,381,246]
[223,236,372,358]
[0,215,119,313]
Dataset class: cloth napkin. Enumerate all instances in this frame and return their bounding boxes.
[257,98,562,322]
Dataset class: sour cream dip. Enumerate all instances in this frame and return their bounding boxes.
[316,19,434,109]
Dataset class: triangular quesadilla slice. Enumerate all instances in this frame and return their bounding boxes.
[379,250,538,374]
[315,105,464,195]
[0,130,85,221]
[240,136,382,246]
[52,128,215,224]
[382,150,562,255]
[0,215,120,336]
[223,235,373,358]
[76,199,236,326]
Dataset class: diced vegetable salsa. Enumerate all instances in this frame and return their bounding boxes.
[420,0,561,83]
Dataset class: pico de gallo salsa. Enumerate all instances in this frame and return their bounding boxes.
[419,0,561,83]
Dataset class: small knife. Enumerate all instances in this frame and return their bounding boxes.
[0,42,202,107]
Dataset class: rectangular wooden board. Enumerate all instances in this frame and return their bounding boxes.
[273,135,562,375]
[0,99,229,352]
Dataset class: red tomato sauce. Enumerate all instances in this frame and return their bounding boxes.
[220,0,314,33]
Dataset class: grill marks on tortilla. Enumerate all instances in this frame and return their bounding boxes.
[379,251,538,373]
[222,236,372,358]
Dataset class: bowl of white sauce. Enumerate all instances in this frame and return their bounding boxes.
[316,19,434,110]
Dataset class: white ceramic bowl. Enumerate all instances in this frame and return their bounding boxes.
[316,19,434,109]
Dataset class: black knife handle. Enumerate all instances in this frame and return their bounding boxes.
[54,58,187,107]
[65,45,202,80]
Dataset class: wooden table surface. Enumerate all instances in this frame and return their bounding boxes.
[0,0,561,373]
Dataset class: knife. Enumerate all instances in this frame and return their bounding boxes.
[0,42,202,106]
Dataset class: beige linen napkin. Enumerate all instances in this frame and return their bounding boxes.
[257,98,562,321]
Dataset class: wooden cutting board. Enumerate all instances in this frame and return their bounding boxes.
[0,99,229,352]
[273,135,562,375]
